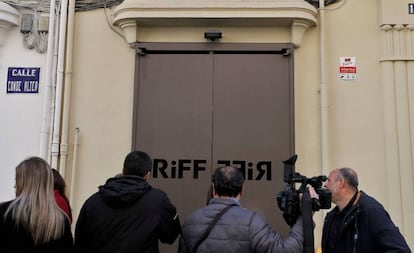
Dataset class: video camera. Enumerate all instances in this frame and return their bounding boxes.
[276,154,332,226]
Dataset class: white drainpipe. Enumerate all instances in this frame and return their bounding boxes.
[318,1,329,250]
[70,128,80,205]
[319,0,329,176]
[47,9,61,163]
[51,0,69,170]
[59,0,76,178]
[39,0,57,160]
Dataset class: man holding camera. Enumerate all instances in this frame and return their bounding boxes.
[322,168,411,253]
[179,165,318,253]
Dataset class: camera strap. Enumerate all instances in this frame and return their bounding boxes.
[191,204,235,253]
[301,190,314,253]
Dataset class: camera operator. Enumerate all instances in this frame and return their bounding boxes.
[322,168,411,253]
[179,165,319,253]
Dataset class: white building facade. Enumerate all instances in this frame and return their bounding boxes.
[0,0,413,251]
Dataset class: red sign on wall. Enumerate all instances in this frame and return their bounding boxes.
[339,57,356,80]
[339,66,356,73]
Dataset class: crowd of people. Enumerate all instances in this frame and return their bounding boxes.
[0,151,411,253]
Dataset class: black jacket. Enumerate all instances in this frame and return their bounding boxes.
[179,198,304,253]
[0,200,74,253]
[75,175,181,253]
[322,191,411,253]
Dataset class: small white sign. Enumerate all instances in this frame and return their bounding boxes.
[339,57,356,80]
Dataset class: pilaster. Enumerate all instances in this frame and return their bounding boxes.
[380,23,414,239]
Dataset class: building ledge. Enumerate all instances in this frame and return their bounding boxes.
[0,2,19,46]
[113,0,317,48]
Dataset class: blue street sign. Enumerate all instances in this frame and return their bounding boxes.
[7,67,40,94]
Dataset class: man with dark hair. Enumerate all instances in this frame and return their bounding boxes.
[322,168,411,253]
[75,151,181,253]
[123,150,152,176]
[179,166,314,253]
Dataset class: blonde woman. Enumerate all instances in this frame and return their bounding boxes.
[0,157,73,253]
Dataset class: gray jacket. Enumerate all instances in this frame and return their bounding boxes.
[179,198,303,253]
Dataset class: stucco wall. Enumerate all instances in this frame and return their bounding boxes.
[67,0,412,248]
[67,10,135,214]
[0,19,46,201]
[294,0,386,244]
[0,0,412,250]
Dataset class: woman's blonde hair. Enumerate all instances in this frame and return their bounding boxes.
[5,156,66,245]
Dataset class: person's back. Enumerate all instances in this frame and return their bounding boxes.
[75,151,181,253]
[52,168,73,223]
[181,198,303,253]
[179,166,304,253]
[0,157,73,253]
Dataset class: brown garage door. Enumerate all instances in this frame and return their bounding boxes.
[133,43,294,252]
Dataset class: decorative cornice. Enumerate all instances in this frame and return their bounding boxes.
[380,24,414,61]
[113,0,317,47]
[0,2,19,46]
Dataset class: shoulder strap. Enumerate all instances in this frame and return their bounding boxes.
[352,191,361,206]
[301,190,314,253]
[191,205,234,253]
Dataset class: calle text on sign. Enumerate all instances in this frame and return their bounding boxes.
[7,67,40,94]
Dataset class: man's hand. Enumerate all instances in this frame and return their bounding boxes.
[307,185,321,213]
[307,185,319,199]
